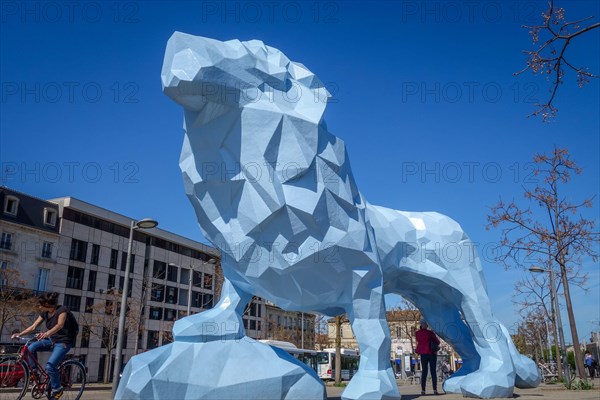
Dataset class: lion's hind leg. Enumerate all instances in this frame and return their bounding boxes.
[453,289,517,398]
[499,324,542,388]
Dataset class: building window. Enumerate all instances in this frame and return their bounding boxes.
[153,261,166,279]
[0,261,7,287]
[178,289,188,306]
[43,208,57,227]
[69,239,87,262]
[87,270,97,292]
[191,291,201,308]
[118,276,133,297]
[41,241,53,258]
[0,232,13,250]
[119,253,134,273]
[102,328,117,349]
[85,297,94,313]
[149,307,162,320]
[110,249,118,269]
[147,330,160,349]
[167,264,178,282]
[179,268,189,285]
[66,266,85,289]
[166,286,178,304]
[3,196,18,216]
[105,300,114,315]
[90,244,100,265]
[81,326,90,348]
[108,274,116,290]
[164,308,176,321]
[36,268,49,293]
[192,271,202,287]
[121,251,128,271]
[64,294,81,312]
[203,273,213,290]
[202,294,213,309]
[151,285,164,302]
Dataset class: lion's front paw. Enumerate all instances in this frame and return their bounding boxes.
[341,369,399,400]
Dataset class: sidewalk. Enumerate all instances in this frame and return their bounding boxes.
[83,379,600,399]
[325,379,600,400]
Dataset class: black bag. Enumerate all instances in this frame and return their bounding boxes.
[430,338,440,353]
[65,310,80,346]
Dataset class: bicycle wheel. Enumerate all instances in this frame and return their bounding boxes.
[0,356,29,400]
[58,360,85,400]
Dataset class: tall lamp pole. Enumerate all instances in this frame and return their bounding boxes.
[187,265,195,315]
[112,218,158,398]
[530,266,570,382]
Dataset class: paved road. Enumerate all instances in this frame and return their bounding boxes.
[77,379,600,399]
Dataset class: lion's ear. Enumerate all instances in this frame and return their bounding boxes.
[288,62,331,101]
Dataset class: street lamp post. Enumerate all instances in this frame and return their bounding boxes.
[530,266,570,382]
[187,265,195,315]
[112,218,158,398]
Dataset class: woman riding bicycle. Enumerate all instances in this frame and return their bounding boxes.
[11,292,75,399]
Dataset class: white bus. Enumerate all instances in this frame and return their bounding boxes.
[317,348,360,380]
[259,340,319,373]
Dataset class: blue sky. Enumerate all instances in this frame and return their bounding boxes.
[1,1,598,343]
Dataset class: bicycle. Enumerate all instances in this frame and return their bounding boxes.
[0,336,86,400]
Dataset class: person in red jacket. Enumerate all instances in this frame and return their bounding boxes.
[415,319,441,395]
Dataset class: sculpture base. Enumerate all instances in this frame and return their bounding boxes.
[116,338,326,399]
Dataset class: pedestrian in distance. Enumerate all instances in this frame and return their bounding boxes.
[584,351,596,379]
[11,292,78,399]
[415,319,441,395]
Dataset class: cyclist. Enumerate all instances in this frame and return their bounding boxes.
[11,292,74,399]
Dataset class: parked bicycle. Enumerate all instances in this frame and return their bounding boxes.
[0,336,86,400]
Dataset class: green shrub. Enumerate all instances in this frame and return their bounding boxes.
[565,378,594,390]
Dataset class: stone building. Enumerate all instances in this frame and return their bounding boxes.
[263,300,316,349]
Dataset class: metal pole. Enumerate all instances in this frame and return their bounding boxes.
[543,318,552,361]
[187,267,193,315]
[550,267,570,382]
[301,312,304,349]
[112,220,135,397]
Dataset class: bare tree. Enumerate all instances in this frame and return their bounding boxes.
[387,300,421,355]
[515,0,599,121]
[0,267,37,338]
[212,259,224,301]
[314,314,330,350]
[162,321,175,345]
[488,147,598,379]
[79,289,141,383]
[334,315,342,385]
[514,309,550,361]
[513,272,565,378]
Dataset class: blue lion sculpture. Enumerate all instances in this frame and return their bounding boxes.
[160,33,540,399]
